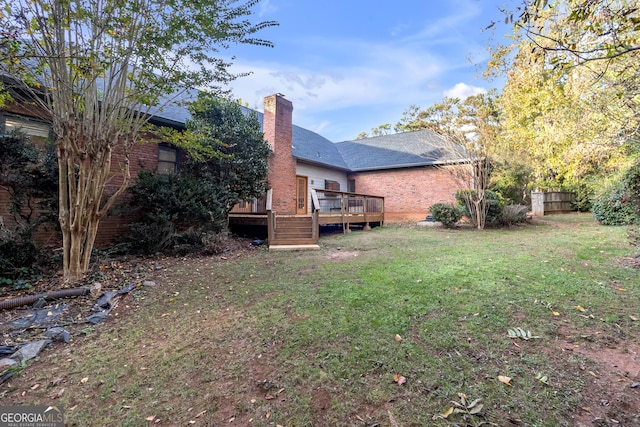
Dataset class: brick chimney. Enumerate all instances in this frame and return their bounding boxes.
[264,94,297,214]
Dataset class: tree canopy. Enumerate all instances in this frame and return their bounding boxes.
[183,95,271,229]
[487,0,638,198]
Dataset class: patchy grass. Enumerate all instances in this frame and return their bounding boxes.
[2,214,639,426]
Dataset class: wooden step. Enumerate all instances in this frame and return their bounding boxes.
[269,215,317,246]
[269,238,317,245]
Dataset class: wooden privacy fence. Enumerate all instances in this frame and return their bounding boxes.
[531,191,575,216]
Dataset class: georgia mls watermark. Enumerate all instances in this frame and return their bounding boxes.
[0,406,64,427]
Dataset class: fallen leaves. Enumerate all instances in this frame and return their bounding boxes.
[440,406,454,418]
[535,373,549,385]
[433,393,484,421]
[575,305,586,312]
[498,375,512,386]
[393,373,407,385]
[507,327,540,340]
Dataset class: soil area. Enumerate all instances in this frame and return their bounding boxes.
[0,237,255,362]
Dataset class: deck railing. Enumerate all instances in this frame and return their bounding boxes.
[314,189,384,231]
[229,196,267,214]
[230,188,384,233]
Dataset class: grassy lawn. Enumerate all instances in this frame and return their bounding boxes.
[2,214,639,426]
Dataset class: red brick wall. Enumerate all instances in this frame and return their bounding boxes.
[0,139,162,248]
[263,94,297,214]
[350,166,467,222]
[93,141,162,246]
[1,103,59,246]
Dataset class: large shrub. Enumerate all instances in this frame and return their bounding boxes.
[622,160,640,217]
[121,97,271,255]
[621,161,640,254]
[592,181,637,225]
[489,160,534,205]
[499,204,530,226]
[0,133,58,236]
[0,226,44,281]
[123,171,214,254]
[429,202,462,228]
[0,133,58,279]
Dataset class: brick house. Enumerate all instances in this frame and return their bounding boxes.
[1,93,469,248]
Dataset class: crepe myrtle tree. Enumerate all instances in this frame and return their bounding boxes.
[0,0,276,281]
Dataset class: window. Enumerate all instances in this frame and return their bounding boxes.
[348,179,356,193]
[324,180,340,191]
[324,179,340,197]
[157,145,178,174]
[2,115,52,146]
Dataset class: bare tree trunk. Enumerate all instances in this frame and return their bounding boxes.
[57,129,131,282]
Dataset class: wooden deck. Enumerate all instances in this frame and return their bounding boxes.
[229,190,384,245]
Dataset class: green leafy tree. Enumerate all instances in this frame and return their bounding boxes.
[183,95,271,229]
[508,0,640,66]
[487,1,638,203]
[0,0,276,281]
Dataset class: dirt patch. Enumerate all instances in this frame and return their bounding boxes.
[550,327,640,426]
[327,250,360,260]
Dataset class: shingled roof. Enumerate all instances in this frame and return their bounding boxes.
[147,94,463,172]
[334,130,466,171]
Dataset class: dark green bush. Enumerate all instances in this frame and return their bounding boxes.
[429,202,462,228]
[0,227,45,281]
[622,160,640,217]
[489,160,533,205]
[499,204,530,226]
[123,171,214,254]
[592,182,637,225]
[0,133,57,280]
[567,181,593,212]
[621,161,640,253]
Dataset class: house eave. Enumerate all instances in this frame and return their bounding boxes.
[294,156,351,172]
[349,159,472,173]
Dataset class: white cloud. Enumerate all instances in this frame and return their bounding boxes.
[443,82,487,99]
[226,36,446,114]
[258,0,277,17]
[222,1,497,140]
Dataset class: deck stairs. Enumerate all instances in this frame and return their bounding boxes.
[268,215,319,250]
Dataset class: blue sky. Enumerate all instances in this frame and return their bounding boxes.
[223,0,513,142]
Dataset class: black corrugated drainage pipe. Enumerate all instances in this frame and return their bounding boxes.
[0,288,89,310]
